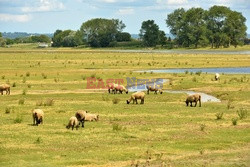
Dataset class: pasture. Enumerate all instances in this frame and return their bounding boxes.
[0,46,249,167]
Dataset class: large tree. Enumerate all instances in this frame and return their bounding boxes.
[206,6,231,48]
[225,11,247,48]
[80,18,125,47]
[139,20,160,47]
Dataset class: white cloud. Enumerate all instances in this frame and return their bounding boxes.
[166,0,188,5]
[21,0,65,12]
[117,8,134,15]
[0,13,32,22]
[99,0,116,3]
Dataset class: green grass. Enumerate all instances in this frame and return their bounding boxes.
[0,46,249,166]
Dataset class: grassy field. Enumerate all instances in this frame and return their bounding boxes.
[0,46,249,167]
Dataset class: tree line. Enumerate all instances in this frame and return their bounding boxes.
[0,5,248,48]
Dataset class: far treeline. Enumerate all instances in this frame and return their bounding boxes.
[0,5,249,49]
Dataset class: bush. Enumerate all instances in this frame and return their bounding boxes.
[12,82,16,87]
[215,112,224,120]
[237,108,248,120]
[232,118,238,126]
[195,70,202,76]
[26,72,30,77]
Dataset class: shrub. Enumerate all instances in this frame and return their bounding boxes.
[185,70,189,74]
[215,112,224,120]
[81,75,86,80]
[26,72,30,77]
[18,98,25,105]
[41,73,47,79]
[195,70,202,76]
[12,82,16,87]
[112,98,120,104]
[237,108,248,120]
[27,84,31,88]
[232,118,238,126]
[1,75,5,79]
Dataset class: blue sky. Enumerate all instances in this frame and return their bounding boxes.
[0,0,249,34]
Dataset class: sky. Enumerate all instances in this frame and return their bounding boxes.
[0,0,250,34]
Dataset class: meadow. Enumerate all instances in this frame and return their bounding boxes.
[0,45,249,167]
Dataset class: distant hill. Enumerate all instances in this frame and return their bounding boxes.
[1,32,53,39]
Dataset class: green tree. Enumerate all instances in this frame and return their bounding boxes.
[166,8,186,46]
[139,20,160,47]
[80,18,125,47]
[115,32,131,42]
[158,30,167,46]
[184,8,208,48]
[225,11,247,48]
[52,30,71,47]
[206,6,231,48]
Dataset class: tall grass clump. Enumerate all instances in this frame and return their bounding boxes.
[14,115,23,124]
[12,82,16,87]
[232,118,238,126]
[215,112,224,120]
[41,73,47,79]
[237,108,248,120]
[5,106,14,114]
[112,123,123,131]
[26,72,30,77]
[195,70,202,76]
[200,124,206,131]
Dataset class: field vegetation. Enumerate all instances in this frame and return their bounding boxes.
[0,47,249,167]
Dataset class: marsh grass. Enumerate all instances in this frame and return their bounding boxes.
[232,118,238,126]
[215,112,224,120]
[237,108,248,120]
